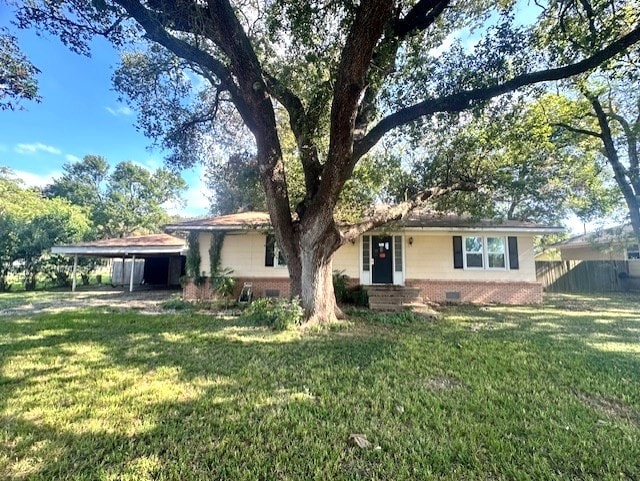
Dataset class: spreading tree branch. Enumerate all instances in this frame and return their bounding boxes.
[353,24,640,161]
[340,180,477,242]
[553,122,602,138]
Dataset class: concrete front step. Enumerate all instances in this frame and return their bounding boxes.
[365,285,424,310]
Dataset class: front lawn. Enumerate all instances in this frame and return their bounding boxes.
[1,294,639,480]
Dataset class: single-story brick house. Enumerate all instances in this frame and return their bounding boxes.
[166,211,563,304]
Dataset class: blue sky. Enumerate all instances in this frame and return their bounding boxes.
[0,3,594,233]
[0,4,209,217]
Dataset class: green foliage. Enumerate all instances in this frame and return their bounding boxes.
[161,294,194,311]
[356,309,424,325]
[209,231,226,275]
[332,270,350,304]
[332,271,368,307]
[348,285,369,307]
[0,28,40,110]
[185,231,201,280]
[211,267,236,306]
[45,156,187,238]
[207,153,267,215]
[0,171,91,290]
[391,96,620,224]
[242,297,304,330]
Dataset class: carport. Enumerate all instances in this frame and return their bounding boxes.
[52,234,188,292]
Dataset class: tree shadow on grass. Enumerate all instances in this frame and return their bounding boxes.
[2,302,640,480]
[0,309,405,480]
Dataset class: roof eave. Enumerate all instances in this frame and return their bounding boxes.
[51,246,188,256]
[165,224,269,231]
[385,226,565,234]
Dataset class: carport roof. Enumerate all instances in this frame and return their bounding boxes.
[52,234,188,258]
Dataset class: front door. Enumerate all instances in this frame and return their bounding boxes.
[372,235,393,284]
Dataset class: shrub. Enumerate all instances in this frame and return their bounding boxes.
[243,297,304,330]
[348,285,369,307]
[359,309,422,325]
[211,267,236,307]
[333,270,350,303]
[333,271,369,307]
[161,295,194,311]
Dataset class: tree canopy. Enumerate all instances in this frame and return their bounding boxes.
[387,95,621,224]
[45,155,187,238]
[0,27,40,110]
[0,169,91,290]
[12,0,640,321]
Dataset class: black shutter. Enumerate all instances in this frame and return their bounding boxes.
[453,236,463,269]
[508,236,519,270]
[265,234,275,267]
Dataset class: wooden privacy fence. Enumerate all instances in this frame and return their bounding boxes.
[535,260,630,293]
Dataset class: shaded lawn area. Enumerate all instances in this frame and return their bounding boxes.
[1,294,639,480]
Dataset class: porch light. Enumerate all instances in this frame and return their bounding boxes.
[408,236,413,246]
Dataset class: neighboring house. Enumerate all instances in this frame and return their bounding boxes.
[166,211,563,304]
[552,224,640,277]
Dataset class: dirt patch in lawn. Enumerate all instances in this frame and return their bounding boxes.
[0,288,178,317]
[424,376,465,391]
[578,392,640,426]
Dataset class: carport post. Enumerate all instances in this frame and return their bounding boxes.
[129,254,136,292]
[71,254,78,292]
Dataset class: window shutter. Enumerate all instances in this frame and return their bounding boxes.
[394,236,403,272]
[362,236,370,271]
[453,236,463,269]
[508,236,519,270]
[265,234,275,267]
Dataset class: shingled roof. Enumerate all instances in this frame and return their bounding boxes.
[166,210,563,234]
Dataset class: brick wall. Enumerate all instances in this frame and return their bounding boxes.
[184,276,542,305]
[406,279,543,304]
[183,276,293,301]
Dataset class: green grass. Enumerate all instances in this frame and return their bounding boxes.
[1,293,639,480]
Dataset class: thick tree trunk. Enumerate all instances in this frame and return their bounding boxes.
[300,251,341,324]
[294,217,344,324]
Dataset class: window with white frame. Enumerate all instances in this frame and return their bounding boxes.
[463,236,508,270]
[627,244,640,260]
[487,237,507,268]
[464,236,484,268]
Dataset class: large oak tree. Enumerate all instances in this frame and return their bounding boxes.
[13,0,640,322]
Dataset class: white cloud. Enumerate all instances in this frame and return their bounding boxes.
[12,169,60,188]
[106,105,133,117]
[65,154,82,163]
[15,142,62,155]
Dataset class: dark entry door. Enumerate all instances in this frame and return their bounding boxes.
[372,235,393,284]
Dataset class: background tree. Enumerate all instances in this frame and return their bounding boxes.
[46,156,187,238]
[552,81,640,241]
[533,0,640,240]
[14,0,640,322]
[0,169,90,290]
[207,152,267,215]
[390,96,620,224]
[0,27,40,110]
